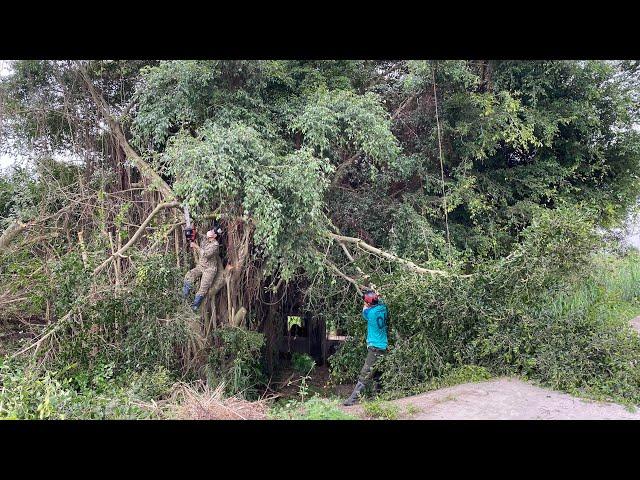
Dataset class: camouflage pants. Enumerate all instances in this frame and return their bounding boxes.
[357,347,386,390]
[184,266,217,297]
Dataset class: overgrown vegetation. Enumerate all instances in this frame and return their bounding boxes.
[1,60,640,418]
[331,214,640,405]
[291,352,316,374]
[269,396,355,420]
[362,399,400,420]
[207,327,266,400]
[0,359,172,419]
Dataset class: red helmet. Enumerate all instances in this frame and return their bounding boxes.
[363,290,379,305]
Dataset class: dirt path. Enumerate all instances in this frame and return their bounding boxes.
[345,377,640,420]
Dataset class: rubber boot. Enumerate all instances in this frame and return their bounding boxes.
[372,378,382,396]
[182,282,192,299]
[191,294,205,312]
[343,381,366,406]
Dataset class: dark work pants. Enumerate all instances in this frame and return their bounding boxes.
[357,346,386,391]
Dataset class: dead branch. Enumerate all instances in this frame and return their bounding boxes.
[327,232,452,276]
[10,310,73,358]
[93,200,179,275]
[323,258,366,292]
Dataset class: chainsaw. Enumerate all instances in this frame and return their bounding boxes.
[183,206,198,246]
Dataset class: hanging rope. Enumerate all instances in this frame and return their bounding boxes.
[432,61,453,266]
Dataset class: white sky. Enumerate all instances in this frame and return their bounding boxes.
[0,60,16,170]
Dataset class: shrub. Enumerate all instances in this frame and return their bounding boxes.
[0,359,172,419]
[207,327,266,400]
[291,352,315,374]
[29,252,191,375]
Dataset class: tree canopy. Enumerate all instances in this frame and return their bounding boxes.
[2,60,640,414]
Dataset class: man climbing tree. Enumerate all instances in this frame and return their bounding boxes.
[343,290,389,406]
[182,228,221,311]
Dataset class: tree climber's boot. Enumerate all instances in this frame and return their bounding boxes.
[191,294,205,312]
[343,381,366,406]
[182,282,192,299]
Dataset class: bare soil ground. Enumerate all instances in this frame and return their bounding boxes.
[631,315,640,334]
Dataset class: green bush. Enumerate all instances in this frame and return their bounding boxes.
[36,252,190,375]
[207,327,266,400]
[291,352,315,374]
[0,359,173,419]
[0,249,50,320]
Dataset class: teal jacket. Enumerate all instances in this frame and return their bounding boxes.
[363,301,388,350]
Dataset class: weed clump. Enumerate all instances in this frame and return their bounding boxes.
[269,396,356,420]
[362,400,400,420]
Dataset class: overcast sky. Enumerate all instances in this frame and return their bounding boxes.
[0,60,17,170]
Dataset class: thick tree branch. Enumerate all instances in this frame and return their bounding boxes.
[323,258,366,292]
[391,93,417,120]
[327,232,452,276]
[78,66,175,200]
[330,224,370,283]
[0,221,27,250]
[93,201,179,275]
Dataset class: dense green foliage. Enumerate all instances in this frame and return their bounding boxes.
[207,327,266,400]
[0,359,172,419]
[331,210,640,405]
[2,60,640,417]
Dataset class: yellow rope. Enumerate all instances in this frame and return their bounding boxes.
[432,61,453,265]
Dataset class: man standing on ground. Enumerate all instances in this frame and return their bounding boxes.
[343,289,389,406]
[181,228,220,311]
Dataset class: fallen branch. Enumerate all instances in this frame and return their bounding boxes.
[323,258,366,292]
[0,220,27,250]
[327,232,452,276]
[11,310,73,358]
[93,200,179,275]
